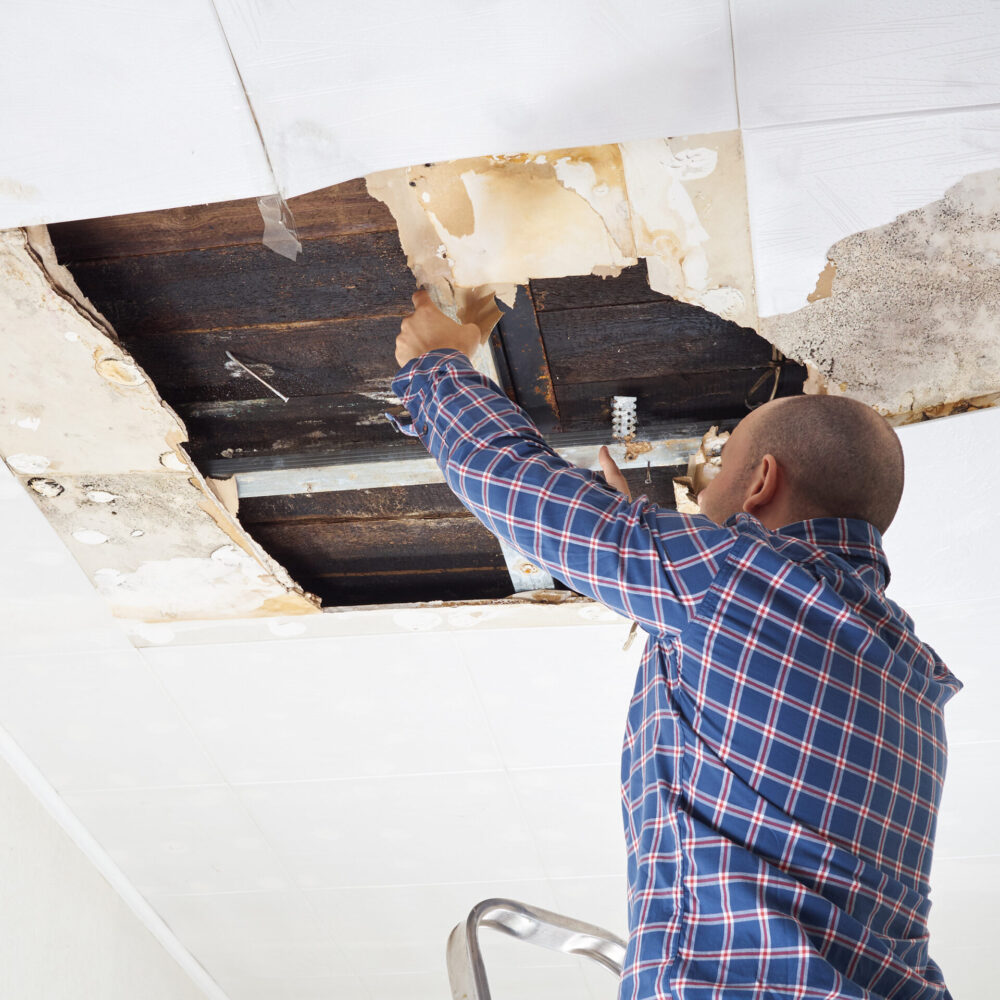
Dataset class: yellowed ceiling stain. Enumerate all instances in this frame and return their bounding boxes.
[0,227,319,622]
[366,131,757,329]
[761,168,1000,419]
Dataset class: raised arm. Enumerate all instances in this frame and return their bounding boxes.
[389,292,735,635]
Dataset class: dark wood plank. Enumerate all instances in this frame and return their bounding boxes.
[178,394,417,465]
[66,230,415,336]
[303,567,516,607]
[496,287,561,433]
[538,301,771,385]
[239,483,473,525]
[530,265,669,311]
[553,364,807,428]
[124,316,403,406]
[48,178,397,262]
[247,517,507,579]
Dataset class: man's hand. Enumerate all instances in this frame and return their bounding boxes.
[395,290,485,368]
[599,445,631,501]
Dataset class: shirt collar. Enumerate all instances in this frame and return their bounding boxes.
[728,514,891,589]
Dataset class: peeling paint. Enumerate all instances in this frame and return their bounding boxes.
[0,227,319,622]
[366,131,756,329]
[761,169,1000,418]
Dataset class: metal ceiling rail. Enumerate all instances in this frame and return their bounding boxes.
[234,436,700,499]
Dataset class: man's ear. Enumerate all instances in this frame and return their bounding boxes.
[742,454,781,516]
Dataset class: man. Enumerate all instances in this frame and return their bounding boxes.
[390,290,961,999]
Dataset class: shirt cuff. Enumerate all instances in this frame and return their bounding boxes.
[390,349,476,410]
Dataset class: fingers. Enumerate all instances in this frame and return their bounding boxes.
[599,445,631,501]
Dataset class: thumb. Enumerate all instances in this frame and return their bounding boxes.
[599,445,631,501]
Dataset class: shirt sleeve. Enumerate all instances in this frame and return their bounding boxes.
[390,349,736,636]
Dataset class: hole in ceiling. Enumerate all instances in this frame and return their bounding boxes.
[47,178,806,608]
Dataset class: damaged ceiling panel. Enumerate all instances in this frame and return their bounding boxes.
[0,229,316,621]
[365,131,756,329]
[762,169,1000,419]
[42,147,802,609]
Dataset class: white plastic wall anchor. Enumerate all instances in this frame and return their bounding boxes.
[611,396,637,441]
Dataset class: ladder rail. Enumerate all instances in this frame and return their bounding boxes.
[446,897,626,1000]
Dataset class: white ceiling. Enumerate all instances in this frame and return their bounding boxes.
[1,405,997,1000]
[3,2,999,313]
[2,3,999,998]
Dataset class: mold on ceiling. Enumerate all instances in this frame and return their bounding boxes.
[761,168,1000,420]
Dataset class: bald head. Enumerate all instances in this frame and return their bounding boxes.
[740,395,904,534]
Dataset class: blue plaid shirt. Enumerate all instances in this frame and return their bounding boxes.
[390,350,962,1000]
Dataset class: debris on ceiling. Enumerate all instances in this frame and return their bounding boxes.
[366,130,756,330]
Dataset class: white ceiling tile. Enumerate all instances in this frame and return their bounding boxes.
[925,944,991,1000]
[927,855,1000,953]
[306,879,558,975]
[142,633,500,782]
[886,408,1000,611]
[742,108,1000,315]
[363,969,451,1000]
[933,741,1000,860]
[213,0,738,198]
[61,784,292,895]
[580,959,623,1000]
[236,771,543,888]
[509,766,625,879]
[548,875,629,941]
[733,1,1000,129]
[0,0,274,228]
[908,598,1000,746]
[0,650,222,792]
[927,856,999,998]
[212,975,368,1000]
[0,464,132,656]
[457,625,640,770]
[474,961,593,1000]
[148,889,354,983]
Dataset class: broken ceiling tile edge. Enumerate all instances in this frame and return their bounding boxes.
[364,132,758,330]
[1,226,319,623]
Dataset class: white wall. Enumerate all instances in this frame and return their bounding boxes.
[0,750,219,1000]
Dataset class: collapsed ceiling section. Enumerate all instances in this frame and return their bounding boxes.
[15,131,801,613]
[3,131,997,618]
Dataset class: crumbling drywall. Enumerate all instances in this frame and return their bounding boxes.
[761,168,1000,420]
[0,227,319,621]
[366,131,757,330]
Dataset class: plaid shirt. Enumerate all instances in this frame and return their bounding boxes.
[390,350,962,1000]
